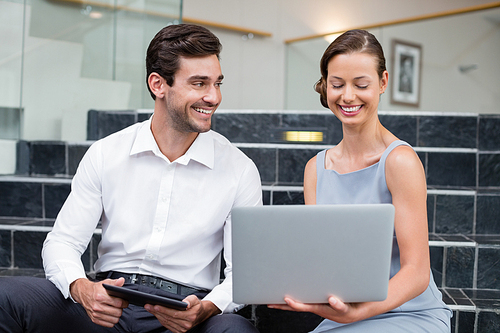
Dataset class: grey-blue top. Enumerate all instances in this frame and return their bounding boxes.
[312,140,452,332]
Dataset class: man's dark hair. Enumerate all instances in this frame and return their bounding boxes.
[146,24,222,99]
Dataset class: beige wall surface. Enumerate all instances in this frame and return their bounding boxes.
[0,0,498,149]
[184,0,497,39]
[183,0,500,112]
[0,0,498,174]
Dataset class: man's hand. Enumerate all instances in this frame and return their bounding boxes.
[70,277,129,327]
[145,295,221,333]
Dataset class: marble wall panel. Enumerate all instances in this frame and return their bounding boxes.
[418,116,477,148]
[0,182,42,218]
[479,153,500,187]
[435,195,474,234]
[68,144,91,176]
[430,246,444,287]
[30,142,66,176]
[278,149,320,184]
[477,248,500,290]
[379,115,418,146]
[476,195,500,234]
[239,148,277,183]
[271,191,304,205]
[427,194,437,232]
[0,230,11,268]
[13,231,47,269]
[81,247,91,272]
[477,311,500,333]
[445,247,475,288]
[212,113,281,143]
[44,184,71,219]
[86,234,101,272]
[457,311,476,333]
[479,115,500,151]
[426,152,476,188]
[262,190,271,205]
[87,110,137,140]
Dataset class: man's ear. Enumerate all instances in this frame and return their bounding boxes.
[148,72,166,99]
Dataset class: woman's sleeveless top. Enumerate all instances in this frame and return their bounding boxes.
[316,140,450,313]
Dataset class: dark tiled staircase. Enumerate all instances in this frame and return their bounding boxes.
[1,109,500,332]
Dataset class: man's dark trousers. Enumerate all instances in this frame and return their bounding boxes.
[0,276,258,333]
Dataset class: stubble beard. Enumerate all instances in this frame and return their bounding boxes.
[166,94,212,134]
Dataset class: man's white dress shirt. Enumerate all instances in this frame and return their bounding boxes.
[42,117,262,313]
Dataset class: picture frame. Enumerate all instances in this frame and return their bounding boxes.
[391,39,422,107]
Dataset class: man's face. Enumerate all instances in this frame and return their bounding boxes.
[164,55,223,134]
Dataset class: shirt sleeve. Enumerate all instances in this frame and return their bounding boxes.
[202,158,263,313]
[42,142,104,299]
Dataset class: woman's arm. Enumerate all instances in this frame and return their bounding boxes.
[381,144,430,307]
[303,156,317,205]
[271,145,430,323]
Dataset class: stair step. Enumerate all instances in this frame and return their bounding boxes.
[1,215,498,291]
[2,109,499,332]
[11,139,500,192]
[0,217,101,273]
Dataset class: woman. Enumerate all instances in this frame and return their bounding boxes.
[270,30,452,332]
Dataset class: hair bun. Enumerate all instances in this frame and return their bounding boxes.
[315,78,329,109]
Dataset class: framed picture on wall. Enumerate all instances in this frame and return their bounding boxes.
[391,39,422,107]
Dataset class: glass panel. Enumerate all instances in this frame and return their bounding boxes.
[0,0,24,139]
[115,0,183,109]
[114,8,179,110]
[285,37,328,110]
[0,108,21,139]
[0,0,181,145]
[285,7,500,114]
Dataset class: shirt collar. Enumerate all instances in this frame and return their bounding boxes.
[181,131,214,169]
[130,118,214,169]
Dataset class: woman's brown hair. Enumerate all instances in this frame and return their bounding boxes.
[315,29,386,108]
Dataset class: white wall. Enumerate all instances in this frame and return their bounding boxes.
[183,0,500,111]
[184,0,285,110]
[379,11,500,113]
[1,0,499,145]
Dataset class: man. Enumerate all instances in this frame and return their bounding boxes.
[0,24,261,333]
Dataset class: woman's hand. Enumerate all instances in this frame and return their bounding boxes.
[269,296,362,324]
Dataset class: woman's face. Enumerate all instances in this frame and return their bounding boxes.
[326,52,388,126]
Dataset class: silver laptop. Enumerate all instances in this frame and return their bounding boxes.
[231,204,395,304]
